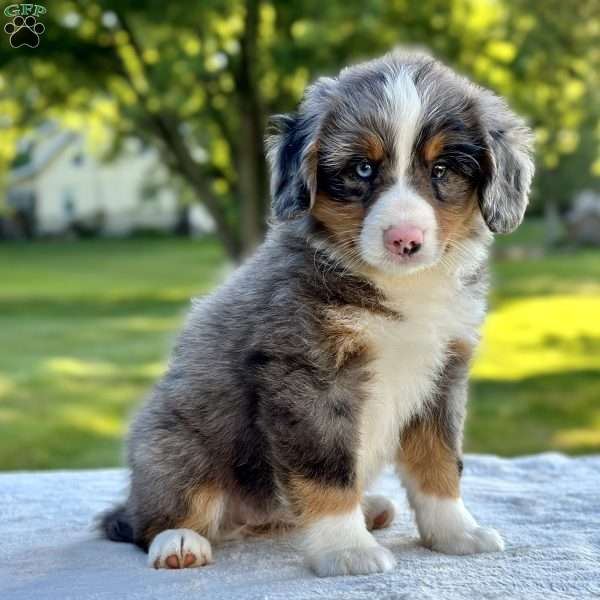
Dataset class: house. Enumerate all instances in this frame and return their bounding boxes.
[566,190,600,246]
[4,126,214,238]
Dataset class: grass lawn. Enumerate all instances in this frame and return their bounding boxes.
[1,227,599,469]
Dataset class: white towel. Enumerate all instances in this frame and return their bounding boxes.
[0,453,598,599]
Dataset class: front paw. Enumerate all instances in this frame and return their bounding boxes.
[307,544,396,577]
[429,526,504,555]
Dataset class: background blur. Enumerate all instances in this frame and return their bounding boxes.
[0,0,599,470]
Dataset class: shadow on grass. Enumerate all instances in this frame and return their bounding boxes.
[0,294,196,318]
[468,369,600,456]
[490,250,600,302]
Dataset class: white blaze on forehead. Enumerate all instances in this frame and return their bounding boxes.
[383,68,423,176]
[358,70,438,275]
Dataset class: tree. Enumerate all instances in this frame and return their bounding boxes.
[1,0,598,258]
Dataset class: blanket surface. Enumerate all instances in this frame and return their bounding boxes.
[1,453,598,599]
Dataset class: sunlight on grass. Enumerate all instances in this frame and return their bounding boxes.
[0,374,16,398]
[46,357,118,377]
[0,408,19,424]
[473,295,600,380]
[119,316,180,333]
[45,357,166,379]
[136,362,167,378]
[60,406,124,436]
[553,428,600,451]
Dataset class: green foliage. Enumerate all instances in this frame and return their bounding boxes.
[0,0,599,243]
[0,230,599,469]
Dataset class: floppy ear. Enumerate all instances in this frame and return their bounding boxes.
[266,113,318,220]
[266,76,337,220]
[478,94,535,234]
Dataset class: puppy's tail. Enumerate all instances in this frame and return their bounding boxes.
[99,504,134,544]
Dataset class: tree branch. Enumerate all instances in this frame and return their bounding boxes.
[110,10,241,258]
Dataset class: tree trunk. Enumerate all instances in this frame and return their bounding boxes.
[543,170,562,249]
[149,112,243,260]
[544,199,562,249]
[112,11,243,262]
[236,0,269,258]
[113,7,273,262]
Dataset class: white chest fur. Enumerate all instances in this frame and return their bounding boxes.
[356,265,486,488]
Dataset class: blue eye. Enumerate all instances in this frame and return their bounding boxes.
[355,160,373,179]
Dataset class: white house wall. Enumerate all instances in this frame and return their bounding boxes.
[31,139,185,236]
[94,150,178,235]
[35,142,98,234]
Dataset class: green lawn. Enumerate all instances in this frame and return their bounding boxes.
[0,237,228,469]
[0,229,599,470]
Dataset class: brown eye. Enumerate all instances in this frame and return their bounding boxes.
[355,160,374,179]
[431,163,447,180]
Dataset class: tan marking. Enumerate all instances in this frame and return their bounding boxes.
[448,339,475,365]
[435,193,481,248]
[288,476,361,523]
[423,132,446,162]
[312,193,365,248]
[398,421,460,498]
[143,484,289,546]
[362,133,385,161]
[322,306,371,370]
[179,483,225,539]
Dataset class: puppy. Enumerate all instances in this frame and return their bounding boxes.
[101,51,534,577]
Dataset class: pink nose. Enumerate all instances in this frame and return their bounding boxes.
[383,226,424,256]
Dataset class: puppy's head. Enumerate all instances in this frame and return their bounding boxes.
[267,52,534,275]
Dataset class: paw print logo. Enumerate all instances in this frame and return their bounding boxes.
[4,15,45,48]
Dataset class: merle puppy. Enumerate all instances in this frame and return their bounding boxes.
[102,51,534,577]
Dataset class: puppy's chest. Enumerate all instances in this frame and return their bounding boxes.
[353,283,483,485]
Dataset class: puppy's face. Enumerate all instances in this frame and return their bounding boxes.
[313,69,487,275]
[268,53,534,276]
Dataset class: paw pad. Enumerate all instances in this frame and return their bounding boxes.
[363,494,395,531]
[156,552,200,569]
[4,15,45,48]
[372,510,391,530]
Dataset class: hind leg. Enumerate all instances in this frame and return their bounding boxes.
[141,483,225,569]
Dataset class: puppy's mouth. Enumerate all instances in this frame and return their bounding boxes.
[384,249,429,265]
[380,247,440,274]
